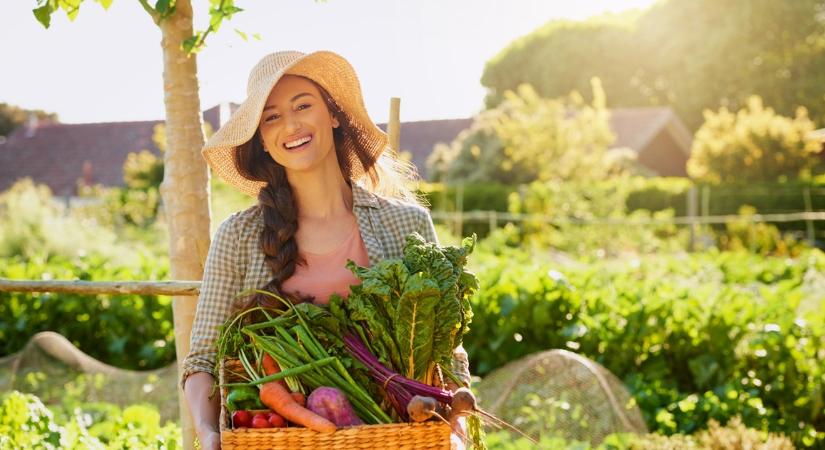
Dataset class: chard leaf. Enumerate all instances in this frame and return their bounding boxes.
[431,291,462,366]
[347,285,401,370]
[394,272,440,380]
[347,259,409,320]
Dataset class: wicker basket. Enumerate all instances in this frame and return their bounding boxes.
[218,358,452,449]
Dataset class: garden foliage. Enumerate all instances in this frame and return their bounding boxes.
[688,96,822,184]
[465,249,825,447]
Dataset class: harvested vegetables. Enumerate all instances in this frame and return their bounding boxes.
[307,387,365,427]
[225,386,264,412]
[215,233,490,448]
[258,350,337,433]
[330,233,478,386]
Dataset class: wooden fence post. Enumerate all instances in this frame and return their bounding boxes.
[688,186,698,251]
[803,186,816,244]
[388,97,401,154]
[456,184,464,238]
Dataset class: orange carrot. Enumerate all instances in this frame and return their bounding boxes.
[261,352,288,389]
[259,352,336,433]
[290,391,306,407]
[259,382,337,433]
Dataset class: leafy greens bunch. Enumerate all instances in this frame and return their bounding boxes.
[330,232,478,386]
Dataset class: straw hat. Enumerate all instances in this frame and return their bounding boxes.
[202,50,389,197]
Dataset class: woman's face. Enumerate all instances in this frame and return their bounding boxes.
[258,75,340,174]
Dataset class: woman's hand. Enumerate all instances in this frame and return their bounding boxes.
[198,429,221,450]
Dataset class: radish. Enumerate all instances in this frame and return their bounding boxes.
[407,395,439,422]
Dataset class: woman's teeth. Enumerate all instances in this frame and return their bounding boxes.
[284,135,312,149]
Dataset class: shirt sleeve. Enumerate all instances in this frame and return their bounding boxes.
[418,207,440,245]
[179,216,243,390]
[418,207,472,387]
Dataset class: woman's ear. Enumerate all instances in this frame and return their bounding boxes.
[331,115,340,129]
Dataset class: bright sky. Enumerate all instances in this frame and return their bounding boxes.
[1,0,656,124]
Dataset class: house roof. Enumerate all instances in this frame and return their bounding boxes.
[0,104,229,196]
[377,118,473,178]
[0,104,691,196]
[608,107,692,156]
[0,120,163,197]
[377,107,692,176]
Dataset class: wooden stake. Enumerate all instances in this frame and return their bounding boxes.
[388,97,401,152]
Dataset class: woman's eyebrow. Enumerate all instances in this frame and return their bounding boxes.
[263,92,316,111]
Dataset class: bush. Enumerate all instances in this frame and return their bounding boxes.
[0,179,156,264]
[0,391,180,449]
[688,96,823,184]
[504,176,688,258]
[486,417,793,449]
[0,254,174,370]
[427,80,640,185]
[466,249,825,447]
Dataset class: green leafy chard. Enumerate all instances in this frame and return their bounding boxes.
[341,232,478,383]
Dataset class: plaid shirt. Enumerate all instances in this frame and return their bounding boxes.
[181,183,470,388]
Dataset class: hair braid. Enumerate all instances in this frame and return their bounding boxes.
[233,130,311,312]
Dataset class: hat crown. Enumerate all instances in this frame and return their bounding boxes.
[247,51,306,96]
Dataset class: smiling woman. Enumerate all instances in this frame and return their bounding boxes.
[258,77,342,175]
[180,50,471,449]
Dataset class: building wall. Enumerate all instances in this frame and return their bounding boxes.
[637,130,689,177]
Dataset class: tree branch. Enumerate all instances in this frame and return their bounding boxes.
[137,0,161,24]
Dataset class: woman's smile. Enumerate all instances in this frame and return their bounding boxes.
[284,134,313,151]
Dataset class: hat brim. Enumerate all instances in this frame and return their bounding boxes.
[202,51,388,197]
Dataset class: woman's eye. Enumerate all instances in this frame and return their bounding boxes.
[264,113,281,122]
[296,103,311,111]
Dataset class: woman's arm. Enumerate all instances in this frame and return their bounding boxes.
[180,215,245,447]
[184,372,221,449]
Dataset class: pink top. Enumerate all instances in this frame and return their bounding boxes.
[281,223,370,305]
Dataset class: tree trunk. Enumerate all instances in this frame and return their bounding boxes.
[157,1,211,449]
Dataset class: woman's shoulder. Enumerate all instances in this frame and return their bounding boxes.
[355,187,438,248]
[214,203,264,241]
[376,195,430,218]
[353,184,431,220]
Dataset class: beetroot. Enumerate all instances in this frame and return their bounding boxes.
[306,387,365,427]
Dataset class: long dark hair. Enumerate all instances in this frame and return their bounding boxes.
[232,77,377,311]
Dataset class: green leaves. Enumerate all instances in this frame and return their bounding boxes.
[30,0,253,56]
[465,248,825,448]
[183,0,246,54]
[32,0,110,28]
[32,4,53,28]
[394,273,439,379]
[338,233,478,383]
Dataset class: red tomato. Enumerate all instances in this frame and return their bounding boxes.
[251,413,271,428]
[232,410,252,428]
[267,412,287,428]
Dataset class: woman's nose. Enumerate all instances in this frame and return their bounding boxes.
[284,114,301,133]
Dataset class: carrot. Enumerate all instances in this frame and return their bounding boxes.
[261,352,288,389]
[259,381,337,433]
[290,391,306,407]
[259,352,336,433]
